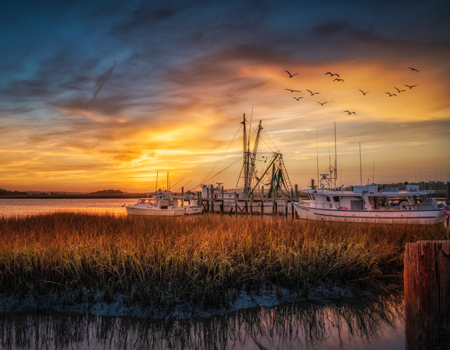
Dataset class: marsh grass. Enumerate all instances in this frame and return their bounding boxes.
[0,213,448,306]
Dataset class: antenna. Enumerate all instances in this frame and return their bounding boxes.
[334,122,337,183]
[155,171,159,193]
[167,172,169,191]
[373,161,374,184]
[316,130,319,186]
[359,143,362,186]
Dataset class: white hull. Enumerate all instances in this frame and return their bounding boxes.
[292,202,447,225]
[126,206,203,216]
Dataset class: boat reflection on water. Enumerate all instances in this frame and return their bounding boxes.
[0,295,404,350]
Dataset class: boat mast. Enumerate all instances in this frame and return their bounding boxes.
[155,171,159,193]
[359,142,362,186]
[248,120,262,189]
[241,113,249,193]
[334,122,337,187]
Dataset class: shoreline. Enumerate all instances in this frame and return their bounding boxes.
[0,283,401,320]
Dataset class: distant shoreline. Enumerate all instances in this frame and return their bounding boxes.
[0,193,148,199]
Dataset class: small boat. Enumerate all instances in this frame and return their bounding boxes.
[125,191,203,216]
[292,176,449,225]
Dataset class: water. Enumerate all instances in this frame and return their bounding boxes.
[0,198,137,217]
[0,298,404,350]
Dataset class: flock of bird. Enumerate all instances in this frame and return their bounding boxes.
[284,67,420,115]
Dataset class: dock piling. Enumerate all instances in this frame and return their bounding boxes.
[404,241,450,349]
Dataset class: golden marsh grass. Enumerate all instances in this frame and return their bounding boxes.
[0,213,448,305]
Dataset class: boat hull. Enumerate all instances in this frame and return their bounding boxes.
[292,202,448,225]
[126,206,203,216]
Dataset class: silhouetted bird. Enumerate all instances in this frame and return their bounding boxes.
[293,97,303,101]
[317,101,327,106]
[285,70,298,78]
[394,87,405,93]
[333,78,344,82]
[343,111,356,115]
[285,89,301,93]
[359,89,369,95]
[404,84,418,89]
[386,92,397,97]
[306,89,319,96]
[408,67,419,72]
[325,72,340,77]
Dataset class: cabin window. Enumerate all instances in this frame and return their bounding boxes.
[351,200,364,210]
[326,196,331,202]
[333,196,340,203]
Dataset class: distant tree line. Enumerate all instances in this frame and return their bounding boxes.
[89,189,124,194]
[0,189,28,195]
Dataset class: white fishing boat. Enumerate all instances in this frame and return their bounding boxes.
[292,180,449,225]
[125,190,203,216]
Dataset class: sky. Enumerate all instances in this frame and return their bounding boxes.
[1,0,449,192]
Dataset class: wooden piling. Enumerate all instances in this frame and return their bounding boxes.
[272,189,276,215]
[181,187,184,207]
[261,199,264,216]
[285,200,288,218]
[295,184,299,199]
[234,192,238,216]
[250,196,253,215]
[447,182,450,205]
[404,241,450,350]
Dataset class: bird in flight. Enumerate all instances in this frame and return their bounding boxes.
[386,92,397,97]
[306,89,319,96]
[408,67,419,72]
[333,78,344,82]
[343,111,356,115]
[285,70,298,78]
[317,101,327,106]
[325,72,340,77]
[404,84,418,89]
[394,87,405,93]
[293,97,303,101]
[285,89,301,93]
[359,89,369,95]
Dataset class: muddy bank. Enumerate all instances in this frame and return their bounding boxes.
[0,283,400,320]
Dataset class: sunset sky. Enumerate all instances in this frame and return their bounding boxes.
[1,0,449,192]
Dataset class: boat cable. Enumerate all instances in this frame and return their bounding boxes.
[199,124,243,186]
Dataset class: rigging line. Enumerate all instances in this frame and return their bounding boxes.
[199,124,243,185]
[188,157,242,192]
[261,129,278,152]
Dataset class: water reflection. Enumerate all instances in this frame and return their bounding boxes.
[1,296,404,350]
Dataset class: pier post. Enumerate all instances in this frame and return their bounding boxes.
[261,186,264,198]
[295,184,299,199]
[421,181,425,191]
[261,199,264,216]
[285,200,288,218]
[234,192,238,216]
[181,187,184,207]
[250,196,253,215]
[290,188,294,199]
[447,182,450,205]
[404,241,450,350]
[206,187,209,212]
[291,202,294,219]
[210,185,214,213]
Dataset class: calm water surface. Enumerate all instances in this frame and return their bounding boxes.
[0,198,137,217]
[0,299,404,350]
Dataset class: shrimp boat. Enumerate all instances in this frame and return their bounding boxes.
[292,122,450,225]
[292,178,449,225]
[125,190,203,216]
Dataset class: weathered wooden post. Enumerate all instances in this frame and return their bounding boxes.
[421,181,425,191]
[261,199,264,216]
[291,202,294,219]
[295,184,299,199]
[181,187,184,207]
[285,200,288,218]
[206,187,209,212]
[404,241,450,350]
[234,192,238,216]
[447,182,450,205]
[250,196,253,215]
[261,186,264,198]
[290,188,294,199]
